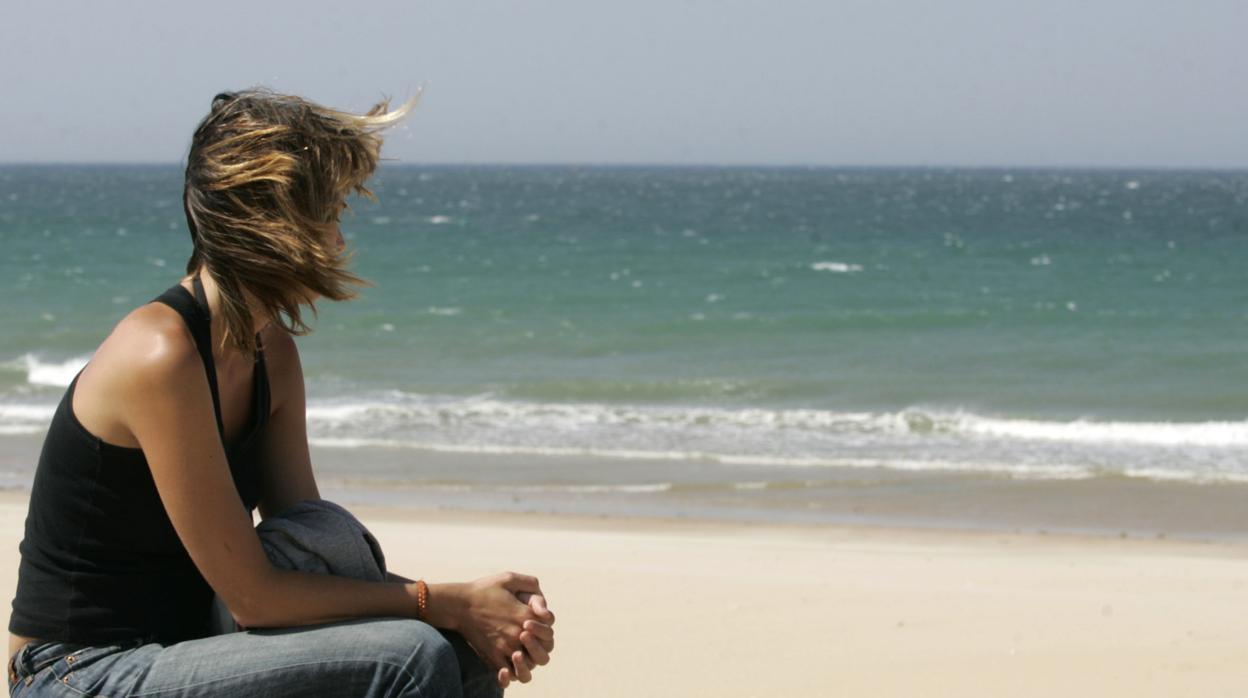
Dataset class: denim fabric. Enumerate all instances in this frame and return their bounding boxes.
[8,618,501,697]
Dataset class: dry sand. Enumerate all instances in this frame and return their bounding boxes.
[1,493,1245,697]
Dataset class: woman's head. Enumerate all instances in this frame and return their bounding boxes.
[182,88,413,352]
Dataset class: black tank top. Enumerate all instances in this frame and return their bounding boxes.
[9,277,270,644]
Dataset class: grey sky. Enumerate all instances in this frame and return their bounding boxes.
[2,0,1245,167]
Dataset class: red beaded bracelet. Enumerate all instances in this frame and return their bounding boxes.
[415,579,429,621]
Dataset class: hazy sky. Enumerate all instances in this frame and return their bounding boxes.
[2,0,1245,167]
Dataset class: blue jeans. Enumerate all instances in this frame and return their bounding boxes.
[7,618,501,697]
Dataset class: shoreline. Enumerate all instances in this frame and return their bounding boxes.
[315,470,1248,543]
[306,444,1248,543]
[2,486,1247,557]
[0,433,1246,542]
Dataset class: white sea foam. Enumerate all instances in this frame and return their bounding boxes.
[307,435,757,461]
[428,215,453,225]
[298,392,1248,484]
[309,436,1208,481]
[733,481,769,490]
[305,396,1248,449]
[2,353,90,388]
[2,360,1237,459]
[1,380,1242,483]
[1120,466,1248,485]
[425,307,462,316]
[509,483,672,494]
[811,261,863,273]
[0,404,57,421]
[321,478,672,495]
[0,403,57,434]
[954,414,1248,447]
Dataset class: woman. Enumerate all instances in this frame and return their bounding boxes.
[7,89,554,696]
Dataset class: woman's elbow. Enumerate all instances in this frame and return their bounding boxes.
[216,566,281,628]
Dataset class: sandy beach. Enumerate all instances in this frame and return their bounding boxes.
[1,491,1244,697]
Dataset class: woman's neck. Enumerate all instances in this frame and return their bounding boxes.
[185,267,273,341]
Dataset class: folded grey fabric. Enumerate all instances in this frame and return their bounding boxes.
[208,499,387,634]
[256,499,388,582]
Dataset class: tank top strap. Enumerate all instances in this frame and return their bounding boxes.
[151,277,227,440]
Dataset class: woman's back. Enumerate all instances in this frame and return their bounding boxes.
[10,278,270,645]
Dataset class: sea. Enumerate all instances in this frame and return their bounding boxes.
[1,165,1245,532]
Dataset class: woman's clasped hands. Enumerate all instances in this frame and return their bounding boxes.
[433,571,556,688]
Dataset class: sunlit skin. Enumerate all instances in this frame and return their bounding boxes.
[7,211,555,688]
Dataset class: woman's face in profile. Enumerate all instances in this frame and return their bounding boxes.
[328,221,345,255]
[297,202,347,304]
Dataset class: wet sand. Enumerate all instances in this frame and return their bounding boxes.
[307,445,1248,542]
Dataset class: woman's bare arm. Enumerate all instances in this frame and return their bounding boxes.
[115,317,542,673]
[254,328,319,520]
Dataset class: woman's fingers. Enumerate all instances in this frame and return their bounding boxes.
[523,619,556,652]
[520,629,551,665]
[512,650,533,683]
[528,593,556,624]
[458,573,558,688]
[516,590,556,626]
[501,571,542,594]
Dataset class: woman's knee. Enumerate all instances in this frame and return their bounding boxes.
[366,619,462,695]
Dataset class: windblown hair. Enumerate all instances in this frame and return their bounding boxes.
[182,88,414,353]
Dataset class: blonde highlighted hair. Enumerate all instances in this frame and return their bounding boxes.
[182,88,415,353]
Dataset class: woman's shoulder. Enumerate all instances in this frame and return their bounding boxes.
[98,302,203,380]
[71,301,205,448]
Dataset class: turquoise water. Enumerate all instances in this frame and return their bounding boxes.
[1,165,1245,486]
